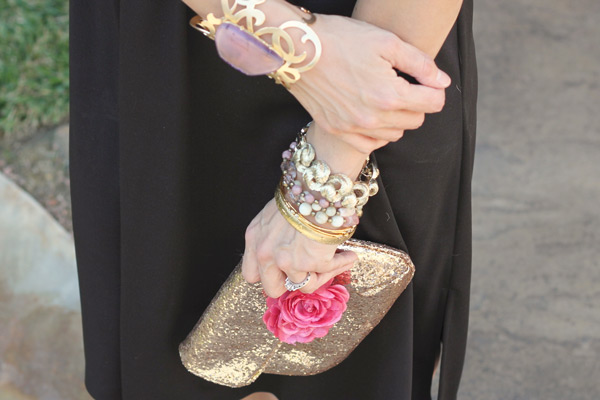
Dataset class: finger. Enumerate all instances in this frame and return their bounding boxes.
[241,250,261,283]
[340,131,389,154]
[273,246,314,283]
[384,38,451,89]
[299,262,354,294]
[354,111,424,142]
[286,271,311,286]
[392,81,446,114]
[261,265,287,298]
[382,110,425,132]
[310,250,358,274]
[356,127,405,143]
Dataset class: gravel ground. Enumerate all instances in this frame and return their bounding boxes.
[0,123,72,233]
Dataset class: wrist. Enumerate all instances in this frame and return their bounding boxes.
[306,122,370,179]
[188,0,322,87]
[259,1,320,66]
[275,123,380,243]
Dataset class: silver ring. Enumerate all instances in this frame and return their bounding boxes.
[284,272,311,292]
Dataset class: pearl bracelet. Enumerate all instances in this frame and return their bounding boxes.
[279,123,380,231]
[275,184,356,245]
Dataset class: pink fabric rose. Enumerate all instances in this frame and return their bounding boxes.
[263,278,350,344]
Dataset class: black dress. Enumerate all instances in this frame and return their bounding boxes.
[69,0,477,398]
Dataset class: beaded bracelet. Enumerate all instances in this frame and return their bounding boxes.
[275,183,356,245]
[279,123,380,232]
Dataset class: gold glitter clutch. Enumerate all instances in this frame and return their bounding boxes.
[179,239,415,388]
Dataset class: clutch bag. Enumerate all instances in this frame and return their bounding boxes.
[179,238,415,388]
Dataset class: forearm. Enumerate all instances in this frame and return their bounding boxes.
[181,0,369,178]
[182,0,308,39]
[352,0,463,58]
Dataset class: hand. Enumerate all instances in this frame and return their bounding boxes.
[242,199,358,298]
[289,14,451,154]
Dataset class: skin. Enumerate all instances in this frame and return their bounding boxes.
[182,0,464,302]
[352,0,464,58]
[180,0,462,397]
[182,0,450,155]
[241,393,279,400]
[240,0,463,295]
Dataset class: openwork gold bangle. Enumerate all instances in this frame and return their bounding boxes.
[189,0,322,88]
[275,184,356,245]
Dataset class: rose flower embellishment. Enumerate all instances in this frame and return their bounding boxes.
[263,276,350,344]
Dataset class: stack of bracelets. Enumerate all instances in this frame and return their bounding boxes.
[188,2,379,245]
[275,123,380,245]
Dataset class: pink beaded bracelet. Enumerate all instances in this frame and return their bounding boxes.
[279,123,379,230]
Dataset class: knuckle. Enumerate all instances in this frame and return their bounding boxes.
[265,287,284,298]
[415,113,426,127]
[419,55,436,78]
[394,79,410,98]
[244,224,256,243]
[300,281,318,294]
[353,112,379,131]
[422,94,444,114]
[373,93,399,111]
[433,92,446,112]
[380,32,401,51]
[274,252,291,270]
[373,138,389,150]
[391,130,405,142]
[255,244,272,264]
[425,89,445,113]
[241,268,259,283]
[354,135,382,155]
[301,286,316,294]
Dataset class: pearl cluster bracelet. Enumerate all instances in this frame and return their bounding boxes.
[281,163,359,228]
[279,123,380,231]
[275,186,356,245]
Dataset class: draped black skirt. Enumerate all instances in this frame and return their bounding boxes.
[69,0,477,398]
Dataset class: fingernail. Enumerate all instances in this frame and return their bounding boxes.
[437,70,451,87]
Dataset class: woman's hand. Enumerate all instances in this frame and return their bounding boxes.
[182,0,449,154]
[242,198,358,298]
[289,13,451,154]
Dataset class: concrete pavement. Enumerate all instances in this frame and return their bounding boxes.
[457,0,600,398]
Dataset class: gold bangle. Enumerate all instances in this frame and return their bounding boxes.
[189,0,321,88]
[275,185,355,245]
[278,180,356,237]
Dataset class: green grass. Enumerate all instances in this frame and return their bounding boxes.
[0,0,69,138]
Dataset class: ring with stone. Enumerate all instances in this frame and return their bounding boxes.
[284,272,311,292]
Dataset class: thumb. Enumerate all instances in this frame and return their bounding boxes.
[299,261,355,293]
[330,249,359,270]
[384,38,451,89]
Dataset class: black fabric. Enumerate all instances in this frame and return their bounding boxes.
[69,0,477,398]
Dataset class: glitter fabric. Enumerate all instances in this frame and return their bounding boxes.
[179,239,415,388]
